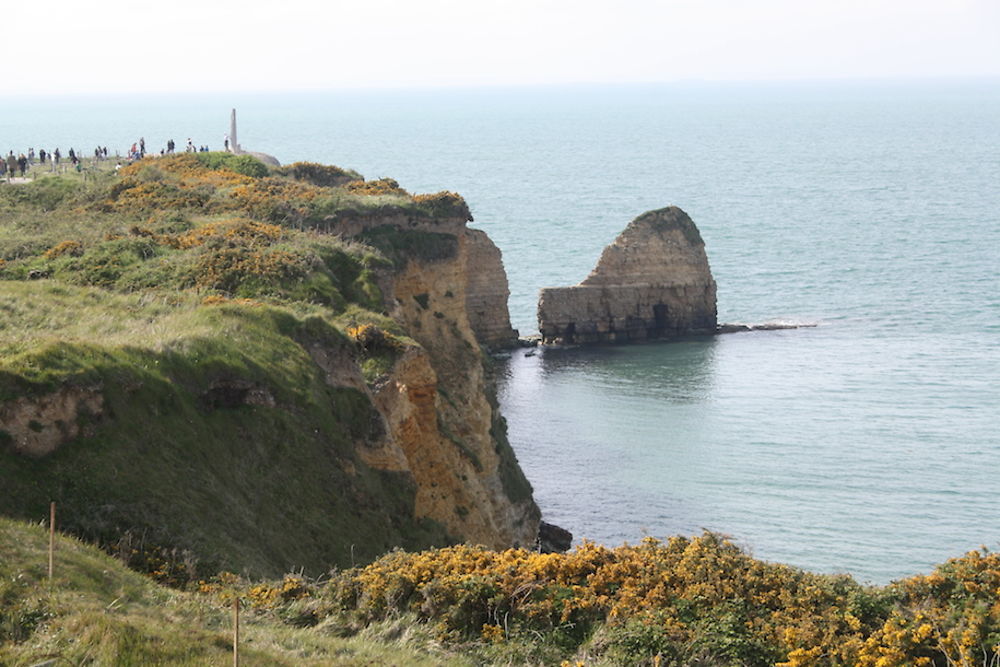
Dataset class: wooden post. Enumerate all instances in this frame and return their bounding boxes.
[48,502,55,581]
[232,598,239,667]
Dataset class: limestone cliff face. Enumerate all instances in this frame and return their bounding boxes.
[538,206,717,345]
[328,209,539,550]
[464,228,519,349]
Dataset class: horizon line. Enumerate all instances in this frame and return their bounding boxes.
[3,74,1000,101]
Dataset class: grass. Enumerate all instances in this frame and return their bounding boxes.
[0,517,471,666]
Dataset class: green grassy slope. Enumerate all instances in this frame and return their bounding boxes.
[0,517,469,666]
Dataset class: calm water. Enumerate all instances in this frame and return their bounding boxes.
[3,82,999,582]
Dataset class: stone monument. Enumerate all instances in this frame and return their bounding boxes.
[230,108,241,154]
[227,108,281,167]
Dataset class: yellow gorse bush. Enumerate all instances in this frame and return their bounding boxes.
[105,154,277,216]
[855,548,1000,667]
[312,535,1000,666]
[346,323,402,354]
[43,240,84,259]
[227,178,320,221]
[189,536,999,665]
[247,575,311,609]
[345,178,410,196]
[169,219,285,249]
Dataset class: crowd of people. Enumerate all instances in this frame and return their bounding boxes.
[2,144,114,181]
[2,135,230,182]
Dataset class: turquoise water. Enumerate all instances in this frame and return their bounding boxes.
[4,82,999,582]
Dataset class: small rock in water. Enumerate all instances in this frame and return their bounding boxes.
[716,322,817,334]
[537,521,573,553]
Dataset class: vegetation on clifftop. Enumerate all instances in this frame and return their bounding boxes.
[0,154,475,579]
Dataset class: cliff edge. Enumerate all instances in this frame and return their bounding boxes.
[538,206,717,345]
[0,155,536,578]
[325,202,535,550]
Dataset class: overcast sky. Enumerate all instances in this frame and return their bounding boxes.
[6,0,999,95]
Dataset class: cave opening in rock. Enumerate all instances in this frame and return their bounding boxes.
[650,303,670,338]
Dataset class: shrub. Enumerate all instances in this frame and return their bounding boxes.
[413,191,471,220]
[346,323,400,354]
[227,155,269,178]
[274,162,361,188]
[194,151,268,178]
[44,240,84,259]
[169,219,285,250]
[357,226,458,264]
[194,247,308,295]
[345,178,409,197]
[228,178,320,223]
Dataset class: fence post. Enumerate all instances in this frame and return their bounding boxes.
[233,598,240,666]
[48,502,56,581]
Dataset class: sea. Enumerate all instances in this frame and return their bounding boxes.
[3,80,998,583]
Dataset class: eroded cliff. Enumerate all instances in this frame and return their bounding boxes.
[330,205,537,550]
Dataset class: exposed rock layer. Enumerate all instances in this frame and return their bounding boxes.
[464,228,519,348]
[538,207,717,345]
[326,209,537,549]
[0,387,104,457]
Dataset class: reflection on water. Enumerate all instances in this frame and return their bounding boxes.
[532,337,720,402]
[496,338,722,552]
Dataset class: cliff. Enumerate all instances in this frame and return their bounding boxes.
[538,206,717,344]
[326,203,534,549]
[0,154,537,578]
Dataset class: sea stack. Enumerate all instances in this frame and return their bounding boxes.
[537,206,717,345]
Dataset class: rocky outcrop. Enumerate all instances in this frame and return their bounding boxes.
[0,386,104,457]
[538,521,573,553]
[716,322,817,334]
[538,207,717,345]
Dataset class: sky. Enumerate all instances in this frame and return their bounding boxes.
[5,0,1000,95]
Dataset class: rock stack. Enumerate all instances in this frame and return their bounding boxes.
[537,206,717,345]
